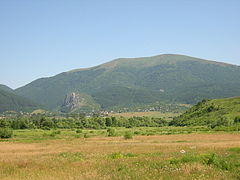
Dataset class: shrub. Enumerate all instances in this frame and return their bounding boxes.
[234,116,240,123]
[134,131,140,135]
[49,132,56,137]
[125,125,133,128]
[124,131,133,139]
[108,152,137,159]
[105,117,112,127]
[0,128,13,138]
[42,127,51,130]
[203,153,232,170]
[76,129,82,133]
[54,130,61,134]
[107,128,116,137]
[84,133,89,138]
[50,130,61,137]
[210,117,230,128]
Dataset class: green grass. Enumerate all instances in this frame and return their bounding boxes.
[1,126,237,143]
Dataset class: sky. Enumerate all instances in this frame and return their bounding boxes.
[0,0,240,89]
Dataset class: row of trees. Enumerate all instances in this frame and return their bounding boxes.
[170,114,240,128]
[0,115,168,130]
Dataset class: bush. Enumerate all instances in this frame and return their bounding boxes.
[50,130,61,137]
[54,130,61,134]
[203,153,232,170]
[105,117,112,127]
[84,133,89,138]
[76,129,82,133]
[108,152,137,159]
[49,132,56,137]
[42,127,51,130]
[124,131,133,139]
[234,116,240,123]
[0,128,13,138]
[107,128,116,137]
[134,131,140,135]
[210,117,230,128]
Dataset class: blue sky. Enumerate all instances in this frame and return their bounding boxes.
[0,0,240,89]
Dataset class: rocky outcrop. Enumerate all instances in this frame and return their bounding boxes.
[60,92,101,113]
[61,92,85,112]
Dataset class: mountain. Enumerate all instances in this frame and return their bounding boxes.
[170,97,240,126]
[15,54,240,112]
[0,84,13,93]
[0,88,40,113]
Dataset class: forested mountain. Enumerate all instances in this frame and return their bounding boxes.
[0,88,40,113]
[15,54,240,112]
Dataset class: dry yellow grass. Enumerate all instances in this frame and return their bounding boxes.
[108,111,180,119]
[0,133,239,180]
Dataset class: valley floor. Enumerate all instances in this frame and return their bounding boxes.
[0,130,240,179]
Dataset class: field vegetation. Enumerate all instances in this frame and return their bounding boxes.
[0,96,240,179]
[0,128,239,179]
[109,111,180,120]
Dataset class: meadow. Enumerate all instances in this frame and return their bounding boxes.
[0,127,239,180]
[108,111,180,120]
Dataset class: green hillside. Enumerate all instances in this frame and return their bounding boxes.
[170,97,240,126]
[0,89,41,113]
[0,84,13,93]
[15,54,240,112]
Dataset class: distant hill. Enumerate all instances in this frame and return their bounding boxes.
[15,54,240,112]
[0,88,40,113]
[0,84,13,93]
[170,97,240,126]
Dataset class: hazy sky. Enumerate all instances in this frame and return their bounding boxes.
[0,0,240,89]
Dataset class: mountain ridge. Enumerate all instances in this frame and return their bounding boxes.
[68,54,235,73]
[0,84,13,93]
[14,54,240,112]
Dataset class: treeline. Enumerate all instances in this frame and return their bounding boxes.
[170,115,240,128]
[0,115,168,130]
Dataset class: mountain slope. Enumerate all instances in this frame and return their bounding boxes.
[0,84,13,93]
[0,89,40,113]
[170,97,240,126]
[15,54,240,112]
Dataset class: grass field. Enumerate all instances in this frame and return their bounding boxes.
[0,128,239,180]
[108,112,180,120]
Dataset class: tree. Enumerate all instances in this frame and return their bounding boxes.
[105,117,112,127]
[0,128,13,138]
[41,119,55,129]
[234,116,240,123]
[111,117,117,126]
[0,119,10,128]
